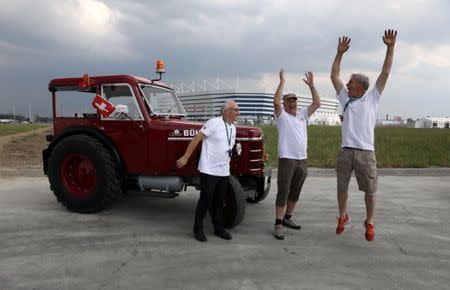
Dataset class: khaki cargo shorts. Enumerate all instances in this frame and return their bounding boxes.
[276,158,308,207]
[336,147,378,195]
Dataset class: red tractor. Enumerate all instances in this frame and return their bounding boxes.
[43,61,272,228]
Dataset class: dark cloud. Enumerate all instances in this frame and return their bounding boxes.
[1,0,449,118]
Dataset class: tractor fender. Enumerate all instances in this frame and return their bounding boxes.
[43,127,123,175]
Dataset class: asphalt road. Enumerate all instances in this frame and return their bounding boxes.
[0,175,449,289]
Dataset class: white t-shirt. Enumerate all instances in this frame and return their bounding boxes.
[198,116,236,177]
[275,108,309,160]
[337,87,381,151]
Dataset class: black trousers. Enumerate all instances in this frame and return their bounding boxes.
[194,173,229,232]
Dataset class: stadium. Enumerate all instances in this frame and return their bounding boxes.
[175,80,341,125]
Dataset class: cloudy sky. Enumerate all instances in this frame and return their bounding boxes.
[1,0,449,119]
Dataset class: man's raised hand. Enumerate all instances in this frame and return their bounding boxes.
[383,29,397,47]
[337,36,351,54]
[302,72,314,87]
[279,68,285,82]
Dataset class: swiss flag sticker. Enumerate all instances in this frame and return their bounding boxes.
[91,94,116,118]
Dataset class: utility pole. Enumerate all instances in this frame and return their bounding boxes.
[13,104,16,123]
[29,104,32,123]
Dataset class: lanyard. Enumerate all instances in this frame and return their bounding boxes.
[343,97,358,112]
[223,119,232,148]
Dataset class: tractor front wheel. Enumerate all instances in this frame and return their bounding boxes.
[223,176,246,228]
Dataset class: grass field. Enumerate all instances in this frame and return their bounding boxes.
[260,126,450,168]
[0,124,50,137]
[1,124,448,168]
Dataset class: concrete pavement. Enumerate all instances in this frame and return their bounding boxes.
[0,175,449,289]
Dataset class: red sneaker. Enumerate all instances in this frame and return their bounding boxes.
[336,213,350,235]
[364,220,375,241]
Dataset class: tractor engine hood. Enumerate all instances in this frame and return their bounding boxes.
[158,119,264,140]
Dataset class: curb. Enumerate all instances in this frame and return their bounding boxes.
[1,167,450,178]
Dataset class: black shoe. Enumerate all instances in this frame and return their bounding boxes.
[214,230,232,240]
[193,229,207,242]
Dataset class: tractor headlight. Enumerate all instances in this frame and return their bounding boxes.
[236,142,242,156]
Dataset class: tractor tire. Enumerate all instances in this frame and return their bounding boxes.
[223,175,246,229]
[48,134,121,213]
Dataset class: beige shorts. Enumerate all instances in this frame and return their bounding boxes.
[336,147,378,195]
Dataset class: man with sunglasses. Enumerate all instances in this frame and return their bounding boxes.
[176,100,240,242]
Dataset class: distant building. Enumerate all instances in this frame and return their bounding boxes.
[376,118,407,127]
[376,114,407,127]
[178,91,274,125]
[406,118,416,128]
[0,119,14,124]
[309,99,342,126]
[414,117,450,128]
[379,120,406,126]
[177,88,340,126]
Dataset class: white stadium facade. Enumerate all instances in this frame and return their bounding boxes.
[177,89,341,126]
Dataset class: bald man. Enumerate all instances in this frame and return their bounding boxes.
[176,100,240,242]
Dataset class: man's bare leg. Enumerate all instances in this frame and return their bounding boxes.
[338,191,348,217]
[364,194,376,224]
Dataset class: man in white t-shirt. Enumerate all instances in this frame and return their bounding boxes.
[273,69,321,240]
[176,100,240,242]
[331,29,397,241]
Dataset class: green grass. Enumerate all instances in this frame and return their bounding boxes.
[260,126,450,168]
[1,123,448,168]
[0,124,50,137]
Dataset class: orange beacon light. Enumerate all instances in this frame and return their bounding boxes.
[156,60,165,74]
